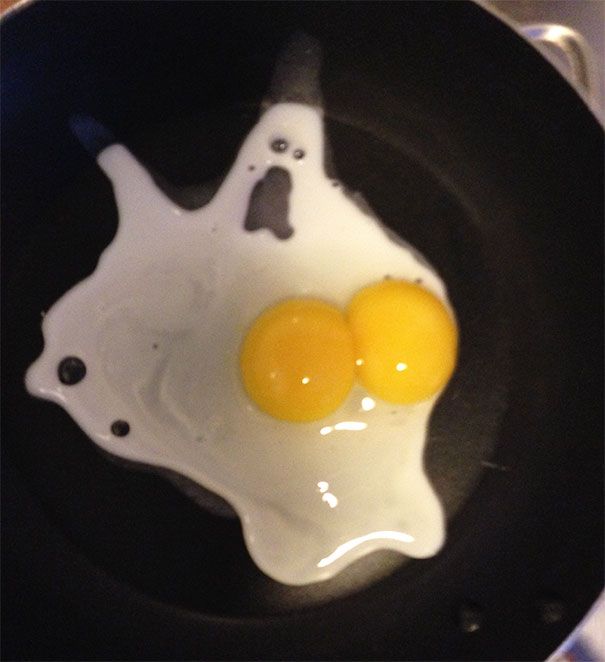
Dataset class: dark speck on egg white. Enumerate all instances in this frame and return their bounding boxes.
[271,138,289,153]
[111,419,130,437]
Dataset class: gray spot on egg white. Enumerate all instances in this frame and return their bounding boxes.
[244,166,294,240]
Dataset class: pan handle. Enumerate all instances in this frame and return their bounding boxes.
[519,24,597,102]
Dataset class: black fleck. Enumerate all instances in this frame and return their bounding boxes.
[152,343,159,350]
[111,420,130,437]
[248,164,255,171]
[293,148,305,160]
[58,356,86,385]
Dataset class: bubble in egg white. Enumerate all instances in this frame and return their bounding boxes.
[25,102,454,585]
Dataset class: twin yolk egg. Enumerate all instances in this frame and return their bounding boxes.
[240,280,458,422]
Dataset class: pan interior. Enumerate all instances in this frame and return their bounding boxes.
[6,102,509,613]
[2,4,602,656]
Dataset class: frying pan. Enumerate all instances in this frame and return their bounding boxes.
[1,1,603,659]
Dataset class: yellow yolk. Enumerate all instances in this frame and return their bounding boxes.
[347,280,457,404]
[240,299,355,422]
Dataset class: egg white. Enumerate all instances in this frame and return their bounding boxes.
[26,103,453,585]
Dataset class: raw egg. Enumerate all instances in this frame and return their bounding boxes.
[26,102,458,585]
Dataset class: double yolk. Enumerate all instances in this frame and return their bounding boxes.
[239,280,458,422]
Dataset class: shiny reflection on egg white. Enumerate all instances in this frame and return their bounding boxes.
[317,530,416,569]
[361,396,376,411]
[319,420,368,436]
[316,480,339,509]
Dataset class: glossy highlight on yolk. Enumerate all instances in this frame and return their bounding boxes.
[347,280,458,404]
[240,281,458,420]
[240,299,355,422]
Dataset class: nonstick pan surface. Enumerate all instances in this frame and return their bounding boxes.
[2,2,603,660]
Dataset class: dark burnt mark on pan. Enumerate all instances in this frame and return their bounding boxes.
[244,166,294,240]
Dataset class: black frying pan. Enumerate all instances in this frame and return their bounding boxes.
[2,2,603,660]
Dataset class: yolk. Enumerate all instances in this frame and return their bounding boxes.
[240,282,457,419]
[240,299,356,422]
[347,280,457,404]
